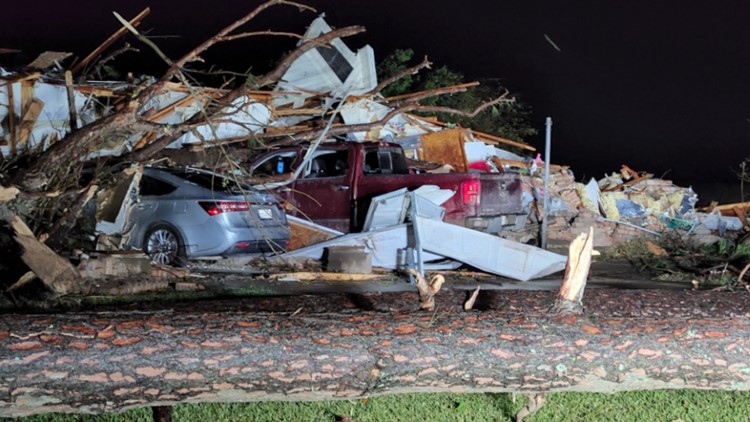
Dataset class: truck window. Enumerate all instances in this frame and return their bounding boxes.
[363,147,409,175]
[304,150,349,179]
[252,151,298,177]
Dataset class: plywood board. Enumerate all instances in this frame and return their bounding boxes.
[420,128,468,172]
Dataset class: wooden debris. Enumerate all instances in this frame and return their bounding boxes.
[77,253,152,279]
[288,219,341,251]
[553,227,596,315]
[645,240,668,257]
[6,271,36,292]
[701,201,750,216]
[17,98,44,147]
[409,269,445,311]
[270,272,386,282]
[420,129,469,172]
[464,286,480,311]
[173,282,206,291]
[733,206,749,228]
[64,71,77,130]
[2,211,83,295]
[516,393,546,422]
[0,186,19,203]
[71,7,151,75]
[27,51,72,69]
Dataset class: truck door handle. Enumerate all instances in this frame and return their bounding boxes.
[333,185,350,191]
[278,187,292,193]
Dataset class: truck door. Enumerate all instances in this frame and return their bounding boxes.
[289,148,353,232]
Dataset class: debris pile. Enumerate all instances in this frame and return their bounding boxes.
[1,2,747,291]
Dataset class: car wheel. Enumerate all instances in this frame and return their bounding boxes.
[144,225,185,266]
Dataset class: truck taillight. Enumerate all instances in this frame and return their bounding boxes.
[461,180,481,207]
[199,201,250,216]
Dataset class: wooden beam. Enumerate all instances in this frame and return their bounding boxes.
[70,7,151,75]
[6,82,16,155]
[382,81,480,103]
[733,206,749,228]
[0,72,41,87]
[601,173,654,192]
[65,71,78,130]
[17,98,44,147]
[702,201,750,216]
[468,128,536,151]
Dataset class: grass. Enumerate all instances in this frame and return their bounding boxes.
[12,390,750,422]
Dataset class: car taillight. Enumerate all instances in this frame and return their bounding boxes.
[461,180,481,207]
[199,201,251,216]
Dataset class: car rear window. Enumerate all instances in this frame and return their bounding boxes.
[176,172,247,193]
[363,147,409,175]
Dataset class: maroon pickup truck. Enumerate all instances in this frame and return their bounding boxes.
[249,141,527,234]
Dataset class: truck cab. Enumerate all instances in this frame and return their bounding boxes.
[249,142,528,235]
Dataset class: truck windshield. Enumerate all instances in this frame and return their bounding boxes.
[363,147,409,175]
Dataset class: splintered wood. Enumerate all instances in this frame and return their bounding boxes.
[409,269,444,311]
[554,227,596,315]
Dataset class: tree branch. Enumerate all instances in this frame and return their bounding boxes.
[368,55,432,96]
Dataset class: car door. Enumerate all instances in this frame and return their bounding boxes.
[288,147,354,232]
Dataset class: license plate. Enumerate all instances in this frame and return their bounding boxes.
[258,208,273,219]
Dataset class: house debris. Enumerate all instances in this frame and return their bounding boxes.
[1,6,747,288]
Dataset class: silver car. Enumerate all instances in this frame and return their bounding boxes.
[125,167,290,265]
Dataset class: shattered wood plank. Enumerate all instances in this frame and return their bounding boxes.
[271,272,387,281]
[7,80,16,155]
[71,7,151,75]
[733,206,749,228]
[72,86,126,97]
[0,186,20,202]
[288,218,342,251]
[0,72,41,87]
[272,108,324,116]
[27,51,72,69]
[420,129,469,172]
[143,93,209,123]
[65,71,77,130]
[554,227,596,315]
[17,98,44,146]
[601,173,654,192]
[471,129,536,152]
[2,212,83,295]
[383,81,480,102]
[701,201,750,216]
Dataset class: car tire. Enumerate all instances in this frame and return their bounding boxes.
[143,224,185,266]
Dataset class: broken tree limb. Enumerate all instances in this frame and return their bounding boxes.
[515,393,546,422]
[367,55,432,96]
[70,7,151,75]
[127,25,365,163]
[0,211,84,295]
[43,184,98,243]
[260,93,516,147]
[409,269,445,311]
[2,289,750,417]
[553,227,596,315]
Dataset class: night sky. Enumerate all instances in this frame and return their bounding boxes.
[3,1,749,194]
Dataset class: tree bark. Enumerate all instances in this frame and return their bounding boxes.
[1,288,750,417]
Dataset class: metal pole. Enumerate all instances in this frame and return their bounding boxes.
[541,117,552,249]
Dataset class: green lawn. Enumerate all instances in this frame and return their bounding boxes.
[13,390,750,422]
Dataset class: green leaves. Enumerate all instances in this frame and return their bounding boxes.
[376,49,537,148]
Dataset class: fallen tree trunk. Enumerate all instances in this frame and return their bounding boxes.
[2,288,749,417]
